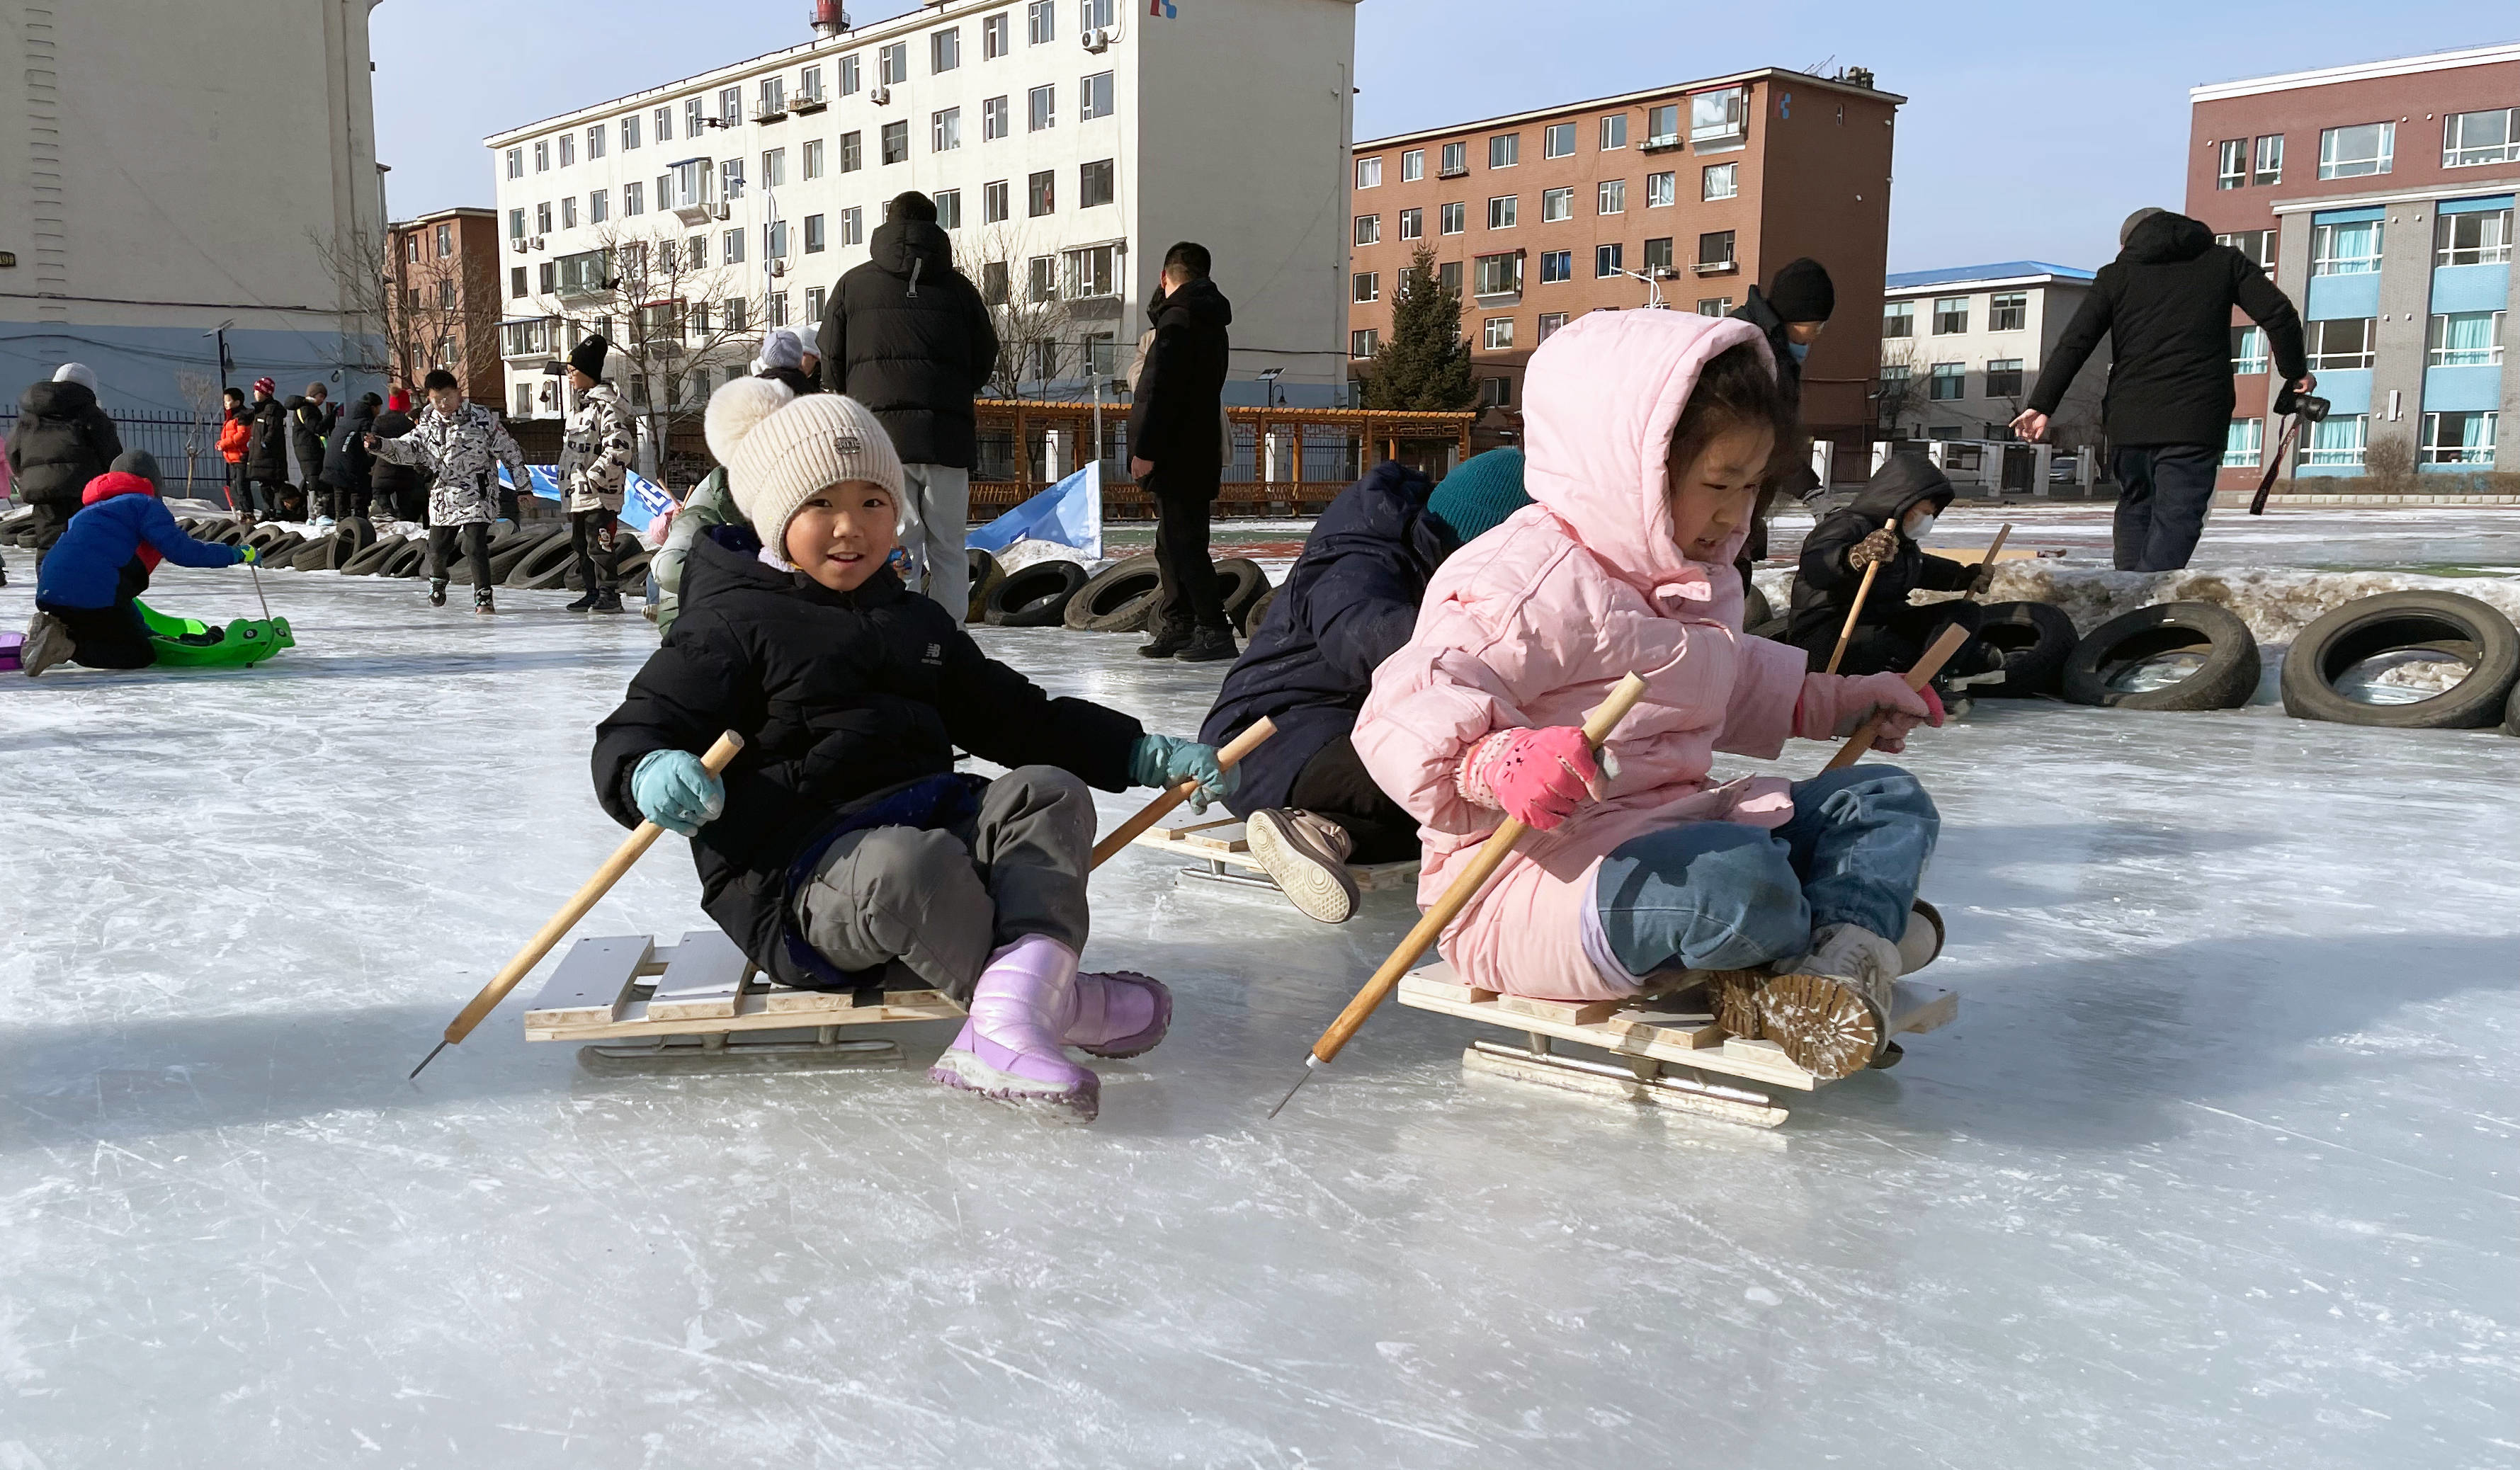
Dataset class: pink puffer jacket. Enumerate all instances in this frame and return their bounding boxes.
[1352,309,1812,1001]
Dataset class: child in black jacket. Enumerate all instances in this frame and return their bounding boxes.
[1783,452,1992,679]
[592,381,1233,1123]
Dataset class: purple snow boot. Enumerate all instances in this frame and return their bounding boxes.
[930,934,1101,1123]
[1062,971,1172,1059]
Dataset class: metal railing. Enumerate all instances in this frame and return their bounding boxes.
[0,406,235,503]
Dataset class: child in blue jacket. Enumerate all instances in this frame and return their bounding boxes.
[23,452,255,676]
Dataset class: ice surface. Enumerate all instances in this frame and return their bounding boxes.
[2,561,2517,1468]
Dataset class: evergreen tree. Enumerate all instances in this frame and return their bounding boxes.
[1361,246,1477,412]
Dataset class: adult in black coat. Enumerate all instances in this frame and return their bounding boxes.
[591,527,1144,991]
[1786,452,1988,678]
[244,380,294,518]
[321,394,380,520]
[2017,207,2311,572]
[368,400,425,523]
[1729,258,1834,591]
[283,384,336,511]
[1128,242,1237,659]
[6,365,123,559]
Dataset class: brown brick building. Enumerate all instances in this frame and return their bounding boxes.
[385,206,506,409]
[1347,68,1903,462]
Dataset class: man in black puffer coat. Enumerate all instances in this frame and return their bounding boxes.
[284,383,337,520]
[244,377,295,520]
[1786,452,1988,679]
[1196,451,1531,923]
[2017,207,2311,573]
[7,363,123,564]
[817,190,997,621]
[1129,242,1237,663]
[322,394,380,522]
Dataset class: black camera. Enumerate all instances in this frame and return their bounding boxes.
[2273,383,2330,422]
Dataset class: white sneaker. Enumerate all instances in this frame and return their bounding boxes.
[1244,809,1361,924]
[21,610,74,678]
[1757,923,1903,1080]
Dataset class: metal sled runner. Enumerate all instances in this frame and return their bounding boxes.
[521,930,965,1071]
[1130,817,1421,896]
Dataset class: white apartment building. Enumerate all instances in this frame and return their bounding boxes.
[484,0,1358,423]
[1879,262,2106,451]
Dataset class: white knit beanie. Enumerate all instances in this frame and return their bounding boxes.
[52,362,97,393]
[703,377,905,550]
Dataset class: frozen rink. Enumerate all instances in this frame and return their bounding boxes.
[3,562,2517,1469]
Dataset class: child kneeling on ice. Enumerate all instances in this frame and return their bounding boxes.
[1353,311,1945,1080]
[21,451,261,678]
[592,380,1235,1122]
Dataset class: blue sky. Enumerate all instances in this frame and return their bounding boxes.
[375,1,2511,274]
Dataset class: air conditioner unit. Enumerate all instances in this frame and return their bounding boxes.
[770,260,787,278]
[1082,28,1110,52]
[869,84,891,106]
[509,239,528,254]
[530,236,546,251]
[713,203,731,222]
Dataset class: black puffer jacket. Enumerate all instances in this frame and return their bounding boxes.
[245,398,290,481]
[1786,453,1972,644]
[6,380,122,509]
[285,395,336,480]
[591,528,1142,986]
[322,399,377,491]
[817,220,997,467]
[1128,276,1233,472]
[2027,210,2308,448]
[368,409,421,498]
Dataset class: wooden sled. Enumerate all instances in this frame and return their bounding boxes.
[521,930,965,1072]
[1396,962,1958,1129]
[1130,817,1420,897]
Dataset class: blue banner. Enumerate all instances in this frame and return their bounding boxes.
[500,467,674,532]
[967,462,1103,559]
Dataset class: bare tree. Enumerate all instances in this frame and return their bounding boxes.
[174,371,225,501]
[968,223,1074,400]
[1873,340,1924,439]
[310,224,499,395]
[2363,431,2417,491]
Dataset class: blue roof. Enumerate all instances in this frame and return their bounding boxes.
[1885,261,2096,290]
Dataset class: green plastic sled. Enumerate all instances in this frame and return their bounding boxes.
[135,601,296,668]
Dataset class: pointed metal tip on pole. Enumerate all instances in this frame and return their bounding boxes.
[409,1039,450,1081]
[1266,1054,1322,1120]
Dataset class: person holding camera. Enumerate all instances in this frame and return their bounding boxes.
[2013,207,2311,573]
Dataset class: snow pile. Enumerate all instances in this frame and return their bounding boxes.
[989,537,1112,577]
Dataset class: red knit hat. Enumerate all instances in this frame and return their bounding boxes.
[253,377,276,396]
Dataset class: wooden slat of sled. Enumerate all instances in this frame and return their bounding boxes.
[527,987,963,1042]
[521,935,654,1030]
[1396,965,1800,1088]
[644,930,752,1021]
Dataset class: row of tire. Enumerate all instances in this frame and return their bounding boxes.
[1742,584,2520,733]
[171,517,652,594]
[964,550,1281,635]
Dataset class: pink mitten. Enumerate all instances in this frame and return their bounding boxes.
[1458,727,1603,831]
[1795,673,1944,753]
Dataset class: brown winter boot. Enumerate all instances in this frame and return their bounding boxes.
[1757,923,1903,1080]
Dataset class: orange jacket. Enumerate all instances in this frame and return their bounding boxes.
[218,411,249,464]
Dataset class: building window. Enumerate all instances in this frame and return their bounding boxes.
[1440,201,1465,235]
[764,147,786,187]
[1540,249,1573,284]
[1645,103,1680,149]
[1927,362,1965,401]
[933,108,962,152]
[2223,417,2263,468]
[1601,114,1628,151]
[1642,237,1673,275]
[1488,133,1519,169]
[1351,328,1378,359]
[685,98,704,135]
[1931,296,1969,334]
[1083,0,1115,30]
[724,227,745,265]
[1357,156,1383,189]
[1696,297,1732,317]
[584,125,604,162]
[1543,122,1575,159]
[805,213,827,253]
[1883,300,1914,338]
[1595,243,1624,278]
[1063,244,1117,297]
[1597,178,1625,215]
[2302,413,2366,467]
[1690,86,1748,144]
[982,261,1009,305]
[1440,140,1468,176]
[802,139,824,179]
[984,11,1011,58]
[506,265,528,299]
[2218,227,2277,272]
[2305,317,2376,371]
[2422,410,2498,465]
[655,105,674,142]
[1082,70,1115,121]
[535,201,553,234]
[1474,252,1520,296]
[799,64,822,102]
[2310,219,2383,275]
[1985,358,2024,396]
[1028,0,1054,45]
[2317,122,2394,180]
[839,206,863,245]
[534,139,550,172]
[623,115,641,150]
[932,26,960,72]
[1353,213,1380,246]
[2444,108,2519,168]
[1988,292,2026,331]
[937,189,965,229]
[1079,159,1113,207]
[983,180,1009,224]
[2231,325,2267,375]
[1401,149,1424,182]
[1479,377,1511,408]
[1487,195,1517,229]
[624,182,644,216]
[769,291,788,328]
[404,233,420,263]
[1029,84,1056,131]
[758,78,784,118]
[431,222,450,256]
[1353,271,1379,303]
[1537,312,1569,343]
[538,261,557,294]
[837,54,861,96]
[805,285,826,321]
[506,147,523,179]
[2436,207,2514,266]
[839,131,863,172]
[2429,310,2506,367]
[1028,169,1055,216]
[1483,317,1516,351]
[881,120,909,164]
[1540,187,1573,223]
[984,95,1010,140]
[1439,260,1463,296]
[1697,229,1735,268]
[687,236,707,270]
[2253,133,2283,186]
[1027,255,1057,302]
[1399,207,1423,240]
[879,42,908,86]
[589,189,608,224]
[718,86,742,125]
[2216,138,2247,190]
[720,156,746,201]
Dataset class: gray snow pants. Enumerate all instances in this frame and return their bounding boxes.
[792,765,1094,1002]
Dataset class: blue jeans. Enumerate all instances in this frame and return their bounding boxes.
[2110,443,2220,572]
[1594,765,1939,976]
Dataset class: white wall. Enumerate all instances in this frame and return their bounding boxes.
[1883,276,2106,445]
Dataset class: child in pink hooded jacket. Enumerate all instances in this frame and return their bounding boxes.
[1352,310,1943,1080]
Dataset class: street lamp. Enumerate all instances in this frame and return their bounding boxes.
[1257,366,1283,409]
[1613,268,1672,312]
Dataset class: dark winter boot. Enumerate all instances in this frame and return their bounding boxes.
[1138,622,1193,659]
[564,586,601,612]
[428,580,448,608]
[591,587,624,615]
[474,588,497,616]
[1174,625,1238,663]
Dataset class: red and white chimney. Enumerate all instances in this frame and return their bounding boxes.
[810,1,848,38]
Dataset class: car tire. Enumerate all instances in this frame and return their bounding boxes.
[985,560,1089,627]
[1215,558,1271,632]
[340,535,404,576]
[967,549,1003,624]
[609,549,652,592]
[291,539,339,572]
[2504,680,2520,738]
[1239,583,1283,639]
[2062,601,2259,712]
[493,528,568,586]
[2278,591,2520,730]
[382,540,430,579]
[1064,553,1164,633]
[1975,601,2077,697]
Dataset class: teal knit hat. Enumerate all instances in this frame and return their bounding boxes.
[1426,448,1531,545]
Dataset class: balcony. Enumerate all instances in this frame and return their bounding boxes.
[793,91,828,115]
[1436,164,1469,179]
[753,101,788,123]
[1640,133,1683,154]
[1691,258,1738,276]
